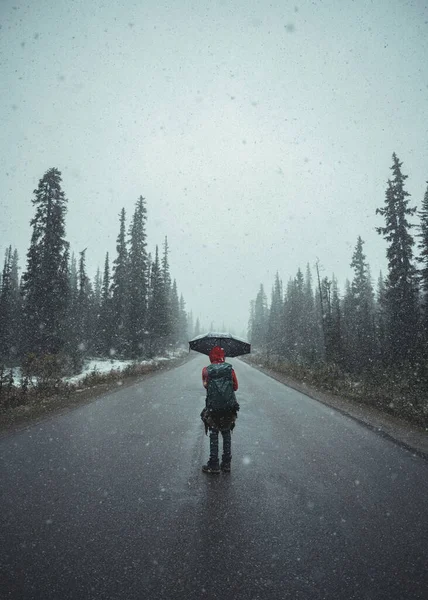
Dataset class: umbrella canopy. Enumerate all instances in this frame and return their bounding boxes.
[189,331,251,358]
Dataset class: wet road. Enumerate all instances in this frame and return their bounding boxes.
[1,356,427,599]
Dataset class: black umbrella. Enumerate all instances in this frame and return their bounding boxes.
[189,331,251,358]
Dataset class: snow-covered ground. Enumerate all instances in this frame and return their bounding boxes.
[4,349,188,387]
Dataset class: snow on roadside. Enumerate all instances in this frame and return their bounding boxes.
[5,349,188,387]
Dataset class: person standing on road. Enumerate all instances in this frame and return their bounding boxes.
[201,346,239,474]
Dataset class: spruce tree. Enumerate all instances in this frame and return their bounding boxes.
[251,284,268,349]
[169,279,180,347]
[10,249,22,361]
[110,208,129,356]
[416,182,428,335]
[147,246,167,354]
[127,196,148,357]
[97,253,112,355]
[376,153,419,364]
[77,249,91,353]
[302,264,321,363]
[161,236,172,343]
[267,272,283,356]
[178,294,188,345]
[345,237,376,372]
[93,267,102,311]
[22,167,70,357]
[0,247,13,362]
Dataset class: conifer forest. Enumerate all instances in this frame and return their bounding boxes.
[1,154,428,427]
[0,167,190,386]
[247,153,428,427]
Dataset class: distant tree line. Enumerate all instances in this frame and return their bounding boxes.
[0,167,194,375]
[248,154,428,421]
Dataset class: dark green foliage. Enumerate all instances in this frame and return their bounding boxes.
[416,182,428,333]
[342,237,376,372]
[267,272,283,355]
[110,208,129,356]
[251,284,268,349]
[0,247,15,362]
[169,279,180,346]
[147,246,168,354]
[21,167,70,356]
[127,196,148,357]
[376,153,419,364]
[178,294,188,345]
[96,252,113,355]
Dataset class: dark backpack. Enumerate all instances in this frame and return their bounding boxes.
[206,363,237,412]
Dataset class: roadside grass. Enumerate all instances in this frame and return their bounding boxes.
[244,353,428,429]
[0,352,190,430]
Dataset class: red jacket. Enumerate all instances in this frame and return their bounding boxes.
[202,346,238,391]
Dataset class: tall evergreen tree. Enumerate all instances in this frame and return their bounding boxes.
[147,246,168,354]
[0,247,14,361]
[97,253,112,355]
[344,237,376,372]
[9,249,22,360]
[375,271,387,364]
[416,182,428,335]
[93,267,102,311]
[178,294,188,345]
[22,167,70,356]
[267,272,283,356]
[251,284,268,349]
[110,208,129,356]
[302,263,321,363]
[330,276,343,365]
[376,153,419,363]
[161,236,172,342]
[77,248,91,353]
[169,279,180,346]
[127,196,148,357]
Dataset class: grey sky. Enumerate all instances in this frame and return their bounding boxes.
[1,0,428,335]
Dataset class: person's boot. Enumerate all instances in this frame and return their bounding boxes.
[202,459,220,474]
[221,456,231,472]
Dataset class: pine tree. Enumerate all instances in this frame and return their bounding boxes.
[97,253,112,355]
[344,237,376,372]
[147,246,167,354]
[416,182,428,335]
[251,284,268,349]
[161,236,172,342]
[178,294,188,345]
[267,272,283,356]
[375,271,387,364]
[302,263,321,363]
[0,247,13,361]
[247,301,255,342]
[93,267,102,310]
[169,279,180,347]
[330,276,343,365]
[110,208,129,356]
[22,167,70,356]
[127,196,148,357]
[77,249,91,353]
[9,249,22,361]
[376,153,419,364]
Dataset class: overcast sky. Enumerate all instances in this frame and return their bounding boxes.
[1,0,428,335]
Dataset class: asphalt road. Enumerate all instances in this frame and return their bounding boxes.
[1,355,427,600]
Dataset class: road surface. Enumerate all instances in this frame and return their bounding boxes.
[1,355,427,599]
